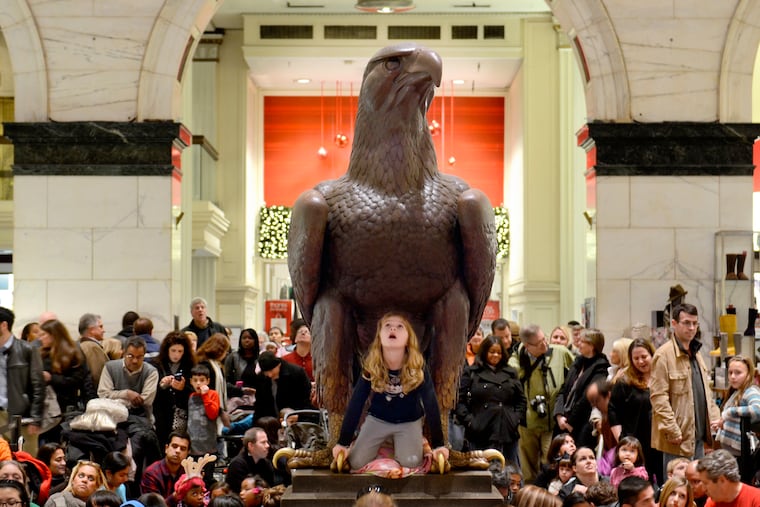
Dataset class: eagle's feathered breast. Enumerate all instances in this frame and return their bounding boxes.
[320,174,461,312]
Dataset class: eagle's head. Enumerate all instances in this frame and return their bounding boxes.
[359,43,442,124]
[348,43,443,189]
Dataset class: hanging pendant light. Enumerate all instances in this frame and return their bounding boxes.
[318,80,327,158]
[334,81,349,148]
[448,80,456,166]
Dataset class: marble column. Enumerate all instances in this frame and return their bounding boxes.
[5,121,188,338]
[581,122,760,343]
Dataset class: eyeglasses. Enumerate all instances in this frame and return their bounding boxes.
[356,484,389,500]
[0,500,23,507]
[125,353,145,360]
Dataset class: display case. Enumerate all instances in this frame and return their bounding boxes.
[714,231,755,341]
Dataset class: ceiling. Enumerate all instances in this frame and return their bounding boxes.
[209,0,552,92]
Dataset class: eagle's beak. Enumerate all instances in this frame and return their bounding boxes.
[407,48,442,87]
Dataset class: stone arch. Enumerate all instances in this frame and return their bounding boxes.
[0,0,47,121]
[138,0,221,121]
[548,0,630,121]
[720,0,760,122]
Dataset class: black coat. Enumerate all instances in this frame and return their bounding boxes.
[8,337,45,423]
[553,353,609,448]
[253,361,314,419]
[455,363,526,449]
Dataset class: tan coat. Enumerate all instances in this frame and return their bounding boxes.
[650,336,720,457]
[80,337,109,387]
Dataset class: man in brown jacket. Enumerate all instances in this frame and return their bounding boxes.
[651,303,720,472]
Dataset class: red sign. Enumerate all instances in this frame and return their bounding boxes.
[265,300,293,336]
[482,300,501,322]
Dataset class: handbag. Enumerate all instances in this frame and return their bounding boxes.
[40,385,62,433]
[172,407,188,432]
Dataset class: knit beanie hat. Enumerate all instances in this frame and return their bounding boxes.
[258,351,281,372]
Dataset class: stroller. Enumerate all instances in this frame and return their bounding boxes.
[283,409,329,451]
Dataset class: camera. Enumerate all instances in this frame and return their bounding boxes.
[174,372,183,380]
[531,395,547,418]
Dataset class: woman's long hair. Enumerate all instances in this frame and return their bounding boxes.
[196,333,231,364]
[658,476,693,507]
[362,313,424,394]
[726,355,756,405]
[623,338,655,390]
[155,331,196,372]
[41,319,83,373]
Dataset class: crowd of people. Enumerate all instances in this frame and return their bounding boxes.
[0,300,758,507]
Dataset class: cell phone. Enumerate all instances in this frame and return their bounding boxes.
[174,372,183,380]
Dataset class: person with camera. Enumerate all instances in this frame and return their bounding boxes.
[508,324,574,484]
[152,331,196,449]
[455,334,526,465]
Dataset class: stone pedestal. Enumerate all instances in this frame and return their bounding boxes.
[281,469,504,507]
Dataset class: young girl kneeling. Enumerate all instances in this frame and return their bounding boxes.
[332,313,449,470]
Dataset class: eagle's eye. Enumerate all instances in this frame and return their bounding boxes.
[384,57,401,71]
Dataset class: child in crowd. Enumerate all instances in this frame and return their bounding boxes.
[609,436,648,488]
[585,482,618,507]
[715,355,760,455]
[666,457,690,479]
[331,313,449,472]
[239,476,267,507]
[548,455,575,495]
[209,482,231,500]
[187,365,221,485]
[171,455,217,507]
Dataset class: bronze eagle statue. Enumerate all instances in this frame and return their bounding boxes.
[284,43,497,470]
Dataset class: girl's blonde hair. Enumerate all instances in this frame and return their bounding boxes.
[362,313,424,394]
[726,355,756,404]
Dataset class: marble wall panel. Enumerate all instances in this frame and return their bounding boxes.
[136,280,172,336]
[47,279,138,336]
[92,228,171,280]
[48,70,139,121]
[37,19,148,70]
[597,228,675,280]
[47,176,138,228]
[12,279,48,329]
[14,228,92,279]
[596,176,630,227]
[93,1,163,18]
[630,177,719,228]
[673,0,739,19]
[674,229,715,281]
[13,176,47,228]
[596,279,630,336]
[137,176,172,228]
[719,176,753,229]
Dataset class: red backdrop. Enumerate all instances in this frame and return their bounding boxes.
[263,95,505,206]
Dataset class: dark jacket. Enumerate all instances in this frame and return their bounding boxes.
[553,353,610,448]
[8,337,45,423]
[181,318,225,349]
[226,452,276,493]
[42,353,96,413]
[253,361,313,419]
[224,350,258,398]
[455,362,526,449]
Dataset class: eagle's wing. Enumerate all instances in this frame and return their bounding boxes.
[287,189,329,324]
[458,188,497,338]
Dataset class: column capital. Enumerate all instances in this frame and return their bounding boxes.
[3,121,189,176]
[579,121,760,176]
